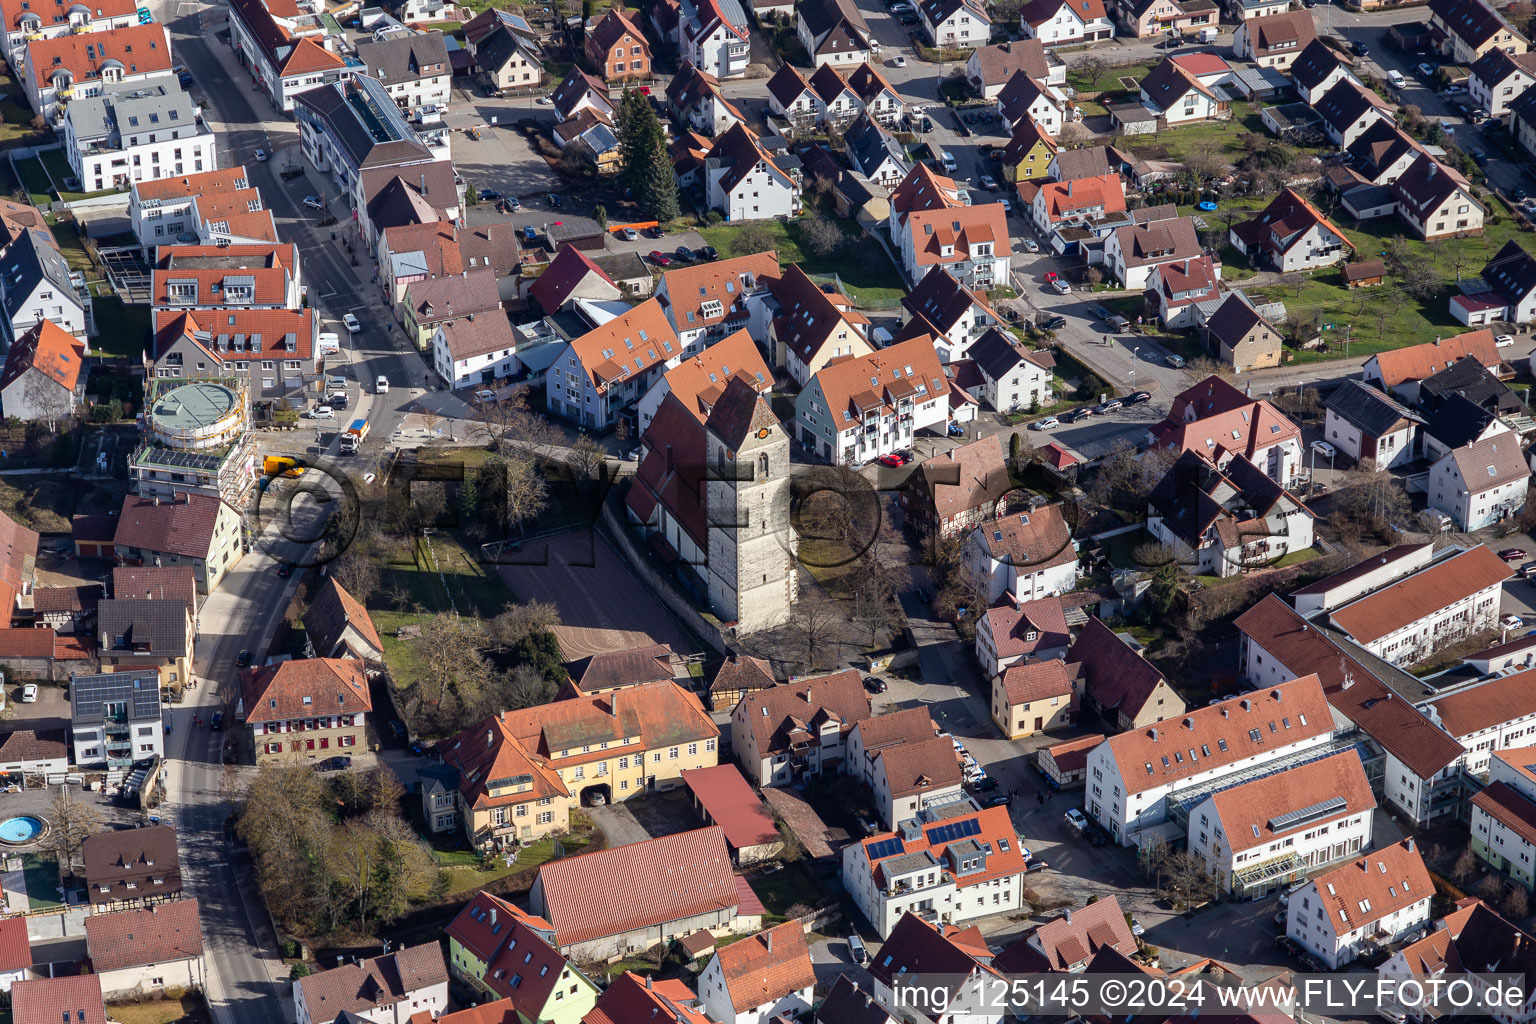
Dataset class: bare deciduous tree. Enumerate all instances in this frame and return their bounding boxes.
[329,550,381,604]
[47,788,103,875]
[789,586,848,673]
[567,434,607,481]
[23,367,72,435]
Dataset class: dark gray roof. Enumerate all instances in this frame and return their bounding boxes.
[473,24,539,74]
[1323,379,1423,436]
[71,670,161,724]
[1053,146,1111,182]
[97,598,189,658]
[3,229,76,322]
[845,115,908,179]
[1419,356,1520,413]
[68,81,200,145]
[1313,79,1381,133]
[1484,239,1536,303]
[965,327,1025,383]
[1422,392,1499,449]
[1290,38,1347,91]
[817,976,896,1024]
[293,76,432,172]
[357,30,450,84]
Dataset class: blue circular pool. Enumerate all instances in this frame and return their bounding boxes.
[0,816,43,845]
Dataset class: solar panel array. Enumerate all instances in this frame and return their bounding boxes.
[925,817,982,847]
[867,837,906,861]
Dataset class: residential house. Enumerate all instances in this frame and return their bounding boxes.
[303,578,385,662]
[403,269,500,351]
[967,502,1079,604]
[70,670,163,770]
[704,123,801,221]
[550,66,615,125]
[11,976,108,1024]
[1146,451,1316,580]
[585,9,649,83]
[1429,434,1529,529]
[765,264,874,382]
[1392,154,1485,240]
[1116,0,1219,39]
[1342,121,1426,188]
[1147,375,1306,487]
[847,709,965,828]
[589,972,712,1024]
[24,22,173,121]
[1454,241,1536,326]
[636,327,771,435]
[816,977,897,1024]
[355,31,451,110]
[1469,48,1536,115]
[82,825,181,910]
[1134,59,1228,125]
[899,433,1011,541]
[1286,839,1433,969]
[992,659,1075,739]
[431,310,520,389]
[1086,674,1334,844]
[149,306,321,419]
[803,63,863,132]
[793,334,947,465]
[1,229,90,345]
[966,39,1062,99]
[1229,187,1352,272]
[1470,748,1536,887]
[1235,594,1471,827]
[62,80,214,194]
[443,890,599,1016]
[542,297,681,430]
[294,943,448,1024]
[1104,216,1203,290]
[899,202,1011,290]
[85,899,205,999]
[0,727,68,779]
[112,492,243,594]
[1019,0,1113,42]
[432,713,572,847]
[1149,254,1221,330]
[995,70,1063,135]
[0,319,86,423]
[1429,667,1536,778]
[975,594,1070,678]
[848,62,904,126]
[241,658,372,764]
[733,672,871,785]
[0,0,137,68]
[128,166,257,251]
[226,0,348,112]
[152,242,303,311]
[1069,616,1186,736]
[563,645,674,696]
[1361,329,1505,401]
[1428,0,1527,65]
[97,597,190,690]
[1028,172,1126,234]
[999,115,1057,182]
[666,63,745,137]
[869,915,1002,1024]
[995,895,1136,971]
[1291,38,1360,104]
[1380,900,1536,1018]
[528,245,621,315]
[842,801,1027,937]
[1188,750,1376,898]
[1232,10,1316,69]
[704,654,777,712]
[797,0,871,67]
[0,915,28,992]
[1314,79,1394,147]
[889,163,966,241]
[765,64,820,132]
[965,327,1053,413]
[844,113,911,190]
[678,0,750,80]
[471,25,543,93]
[1202,290,1282,370]
[900,265,1000,362]
[1322,379,1424,469]
[528,827,764,959]
[697,923,815,1024]
[919,0,991,48]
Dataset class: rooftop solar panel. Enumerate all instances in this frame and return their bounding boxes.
[925,817,982,846]
[867,837,906,860]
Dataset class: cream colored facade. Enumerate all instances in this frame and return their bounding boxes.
[465,786,575,845]
[253,714,368,763]
[990,677,1074,739]
[547,736,720,803]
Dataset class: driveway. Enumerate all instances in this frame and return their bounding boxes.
[452,127,563,204]
[586,803,650,848]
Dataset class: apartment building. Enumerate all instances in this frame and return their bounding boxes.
[240,658,371,764]
[793,335,948,465]
[732,671,871,786]
[63,80,214,193]
[1470,747,1536,888]
[1285,838,1433,968]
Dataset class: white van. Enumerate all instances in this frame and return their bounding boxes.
[317,331,340,355]
[1197,26,1218,42]
[1387,70,1406,89]
[941,151,957,172]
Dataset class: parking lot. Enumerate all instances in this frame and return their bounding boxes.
[452,126,566,207]
[1,678,70,728]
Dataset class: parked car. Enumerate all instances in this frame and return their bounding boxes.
[1038,314,1066,330]
[522,225,539,243]
[1023,238,1040,253]
[302,196,325,209]
[876,452,909,467]
[237,649,253,668]
[343,313,361,334]
[891,55,907,67]
[1031,416,1059,430]
[699,246,720,260]
[1049,278,1071,295]
[647,250,673,266]
[1310,439,1336,458]
[1025,859,1049,873]
[979,174,998,190]
[503,196,521,211]
[1166,353,1186,368]
[645,225,665,238]
[1060,407,1092,423]
[1501,548,1527,562]
[863,676,888,693]
[1351,40,1368,56]
[969,776,1000,792]
[620,227,638,240]
[20,684,36,702]
[1064,808,1088,831]
[1106,314,1131,331]
[1502,614,1525,630]
[314,756,353,772]
[1497,334,1516,347]
[479,188,502,201]
[847,934,869,965]
[303,406,334,419]
[1094,398,1123,414]
[675,245,698,262]
[1125,391,1152,405]
[1520,562,1536,578]
[986,793,1011,807]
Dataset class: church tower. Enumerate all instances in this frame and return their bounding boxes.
[703,377,797,634]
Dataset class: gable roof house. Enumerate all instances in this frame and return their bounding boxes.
[11,975,108,1024]
[1285,839,1433,969]
[1003,894,1137,971]
[1019,0,1113,43]
[1148,253,1221,330]
[1132,58,1228,127]
[919,0,991,49]
[1,228,90,345]
[797,0,871,67]
[966,38,1064,99]
[1069,616,1186,733]
[847,62,904,126]
[0,319,87,423]
[226,0,347,113]
[24,21,173,121]
[1103,215,1205,290]
[704,123,801,222]
[677,0,750,80]
[542,297,682,430]
[1314,79,1395,147]
[1469,47,1536,115]
[295,943,448,1024]
[0,914,29,992]
[966,501,1079,605]
[806,62,864,131]
[1200,289,1281,370]
[470,23,544,94]
[991,658,1075,739]
[1361,329,1506,401]
[844,113,911,190]
[1229,187,1352,272]
[1232,9,1316,68]
[961,326,1053,414]
[529,245,620,315]
[898,202,1012,291]
[1428,0,1527,65]
[1291,37,1360,103]
[667,62,745,139]
[766,263,875,383]
[999,114,1058,183]
[241,658,372,765]
[528,827,763,959]
[355,30,451,111]
[82,824,181,910]
[1428,434,1530,530]
[584,8,649,83]
[792,333,947,464]
[732,671,872,786]
[995,70,1064,136]
[1147,375,1306,488]
[764,63,820,132]
[432,714,572,848]
[550,66,615,125]
[302,577,384,662]
[900,434,1012,541]
[1322,379,1424,469]
[1344,121,1428,189]
[1116,0,1220,38]
[697,922,815,1024]
[977,590,1070,680]
[442,891,599,1016]
[635,325,772,435]
[112,492,242,595]
[85,898,205,999]
[1455,240,1536,326]
[1391,154,1485,241]
[900,265,1000,362]
[1027,171,1126,235]
[1147,450,1316,580]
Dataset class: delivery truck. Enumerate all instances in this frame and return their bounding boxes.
[340,418,369,454]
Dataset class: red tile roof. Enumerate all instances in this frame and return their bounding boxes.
[0,726,66,763]
[0,0,136,32]
[496,680,717,769]
[27,22,171,93]
[983,595,1070,663]
[113,491,232,560]
[0,510,37,618]
[584,972,710,1024]
[0,627,56,658]
[1431,666,1536,738]
[999,658,1073,705]
[1066,617,1167,724]
[1208,750,1375,853]
[1039,733,1104,776]
[1473,780,1536,847]
[1029,894,1136,969]
[682,764,782,851]
[134,167,252,203]
[1150,375,1301,466]
[85,898,203,973]
[1307,839,1431,931]
[891,164,964,222]
[440,713,569,813]
[529,245,617,313]
[626,391,709,547]
[1034,173,1126,222]
[568,297,681,392]
[807,334,945,436]
[1101,674,1333,796]
[877,734,964,799]
[1328,545,1512,645]
[1366,330,1501,388]
[240,658,372,724]
[655,329,772,424]
[11,976,106,1024]
[152,307,314,364]
[907,203,1011,270]
[535,827,740,946]
[298,943,447,1020]
[301,576,383,659]
[736,671,872,757]
[0,320,85,394]
[659,251,779,334]
[443,891,571,1013]
[0,914,30,972]
[856,804,1026,890]
[715,922,815,1013]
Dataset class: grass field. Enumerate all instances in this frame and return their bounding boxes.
[0,473,129,532]
[699,218,907,305]
[747,860,820,919]
[13,154,50,205]
[20,852,62,911]
[0,66,46,152]
[105,995,211,1024]
[1116,104,1261,165]
[1066,62,1153,94]
[440,831,594,894]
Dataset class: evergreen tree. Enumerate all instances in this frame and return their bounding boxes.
[636,111,679,222]
[458,474,479,523]
[616,91,649,197]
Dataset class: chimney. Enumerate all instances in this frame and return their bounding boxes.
[1406,837,1415,853]
[646,976,653,990]
[153,495,160,505]
[765,930,773,952]
[1064,908,1073,924]
[498,710,504,722]
[665,444,674,473]
[420,172,427,195]
[489,907,497,927]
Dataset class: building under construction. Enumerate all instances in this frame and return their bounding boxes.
[130,376,257,511]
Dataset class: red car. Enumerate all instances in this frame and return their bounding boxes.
[877,451,913,467]
[637,85,652,95]
[1044,271,1058,282]
[1501,548,1527,562]
[647,250,673,266]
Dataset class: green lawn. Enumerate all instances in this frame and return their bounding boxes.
[90,295,151,360]
[440,832,593,894]
[0,65,46,153]
[21,852,63,911]
[698,218,906,305]
[746,860,819,919]
[1066,62,1152,95]
[48,215,92,272]
[13,155,50,205]
[1116,103,1261,165]
[41,145,119,201]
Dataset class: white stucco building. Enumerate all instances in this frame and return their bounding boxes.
[1285,839,1433,969]
[63,80,215,193]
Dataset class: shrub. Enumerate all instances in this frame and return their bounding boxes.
[704,211,723,225]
